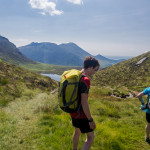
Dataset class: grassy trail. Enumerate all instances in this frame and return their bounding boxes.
[0,92,57,150]
[1,87,150,150]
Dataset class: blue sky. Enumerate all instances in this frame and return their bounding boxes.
[0,0,150,57]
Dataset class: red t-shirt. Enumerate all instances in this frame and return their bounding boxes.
[70,73,90,119]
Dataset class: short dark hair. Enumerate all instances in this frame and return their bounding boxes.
[84,56,100,69]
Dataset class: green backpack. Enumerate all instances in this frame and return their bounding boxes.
[58,69,83,113]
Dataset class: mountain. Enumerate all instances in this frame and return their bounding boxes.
[92,51,150,91]
[0,35,82,74]
[95,54,125,67]
[19,42,85,66]
[59,42,90,60]
[18,42,125,68]
[104,55,132,60]
[0,35,36,65]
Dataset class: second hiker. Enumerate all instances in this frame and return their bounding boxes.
[137,87,150,144]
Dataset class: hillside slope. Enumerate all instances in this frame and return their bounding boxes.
[0,36,35,65]
[95,54,124,68]
[0,60,57,106]
[93,51,150,91]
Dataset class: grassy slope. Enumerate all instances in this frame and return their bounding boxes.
[0,60,57,106]
[92,51,150,92]
[1,52,150,149]
[0,56,82,75]
[0,86,149,150]
[19,62,82,75]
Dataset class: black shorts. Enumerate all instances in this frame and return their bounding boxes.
[146,113,150,123]
[71,117,93,133]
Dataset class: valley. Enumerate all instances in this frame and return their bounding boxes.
[0,35,150,149]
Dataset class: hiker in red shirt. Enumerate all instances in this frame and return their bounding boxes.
[70,56,100,150]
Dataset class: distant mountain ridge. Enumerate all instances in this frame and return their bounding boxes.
[104,55,132,60]
[0,35,82,74]
[19,42,85,66]
[0,34,125,69]
[59,42,90,60]
[0,35,35,65]
[95,54,125,67]
[19,42,125,68]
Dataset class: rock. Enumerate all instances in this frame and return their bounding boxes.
[136,57,148,66]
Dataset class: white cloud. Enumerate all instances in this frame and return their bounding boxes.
[39,12,46,15]
[66,0,83,5]
[29,0,63,16]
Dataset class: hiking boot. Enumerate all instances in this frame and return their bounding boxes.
[145,137,150,144]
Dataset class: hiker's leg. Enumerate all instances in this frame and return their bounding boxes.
[146,123,150,138]
[82,131,95,150]
[146,113,150,139]
[73,128,81,150]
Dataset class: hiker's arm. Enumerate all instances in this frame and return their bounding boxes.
[81,93,96,130]
[81,93,92,119]
[137,92,145,105]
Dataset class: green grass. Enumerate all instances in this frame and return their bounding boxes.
[15,61,81,75]
[0,61,58,106]
[0,86,149,150]
[0,53,82,75]
[1,44,150,149]
[92,52,150,92]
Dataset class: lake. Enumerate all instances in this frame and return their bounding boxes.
[42,74,61,82]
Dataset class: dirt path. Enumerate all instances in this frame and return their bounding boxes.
[0,92,56,149]
[5,93,49,119]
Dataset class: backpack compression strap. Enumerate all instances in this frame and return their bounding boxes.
[62,74,87,108]
[61,81,79,106]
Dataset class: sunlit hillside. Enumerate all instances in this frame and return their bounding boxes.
[0,60,57,106]
[93,51,150,92]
